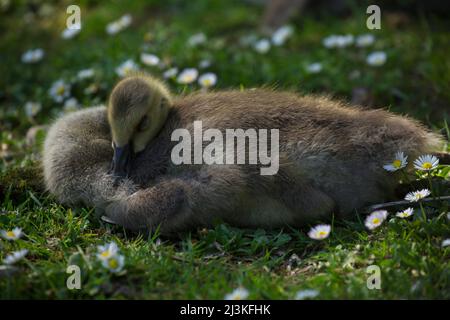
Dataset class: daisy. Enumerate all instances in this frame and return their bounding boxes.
[308,224,331,240]
[365,210,388,230]
[106,14,132,35]
[295,289,319,300]
[106,21,122,35]
[198,73,217,88]
[336,34,354,48]
[101,254,125,273]
[140,53,160,66]
[413,154,439,171]
[97,241,119,261]
[1,227,23,240]
[405,189,431,202]
[383,151,408,172]
[118,14,132,28]
[224,287,249,300]
[3,249,28,265]
[271,25,293,46]
[163,67,178,79]
[61,25,81,39]
[63,98,79,113]
[115,59,138,77]
[396,207,414,218]
[356,34,375,47]
[322,35,339,48]
[322,34,353,48]
[442,239,450,247]
[187,32,207,47]
[366,51,387,66]
[254,39,271,54]
[49,79,71,103]
[21,48,44,63]
[77,68,95,80]
[305,63,322,74]
[24,101,42,118]
[177,68,198,84]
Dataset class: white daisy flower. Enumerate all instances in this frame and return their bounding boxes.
[365,210,388,230]
[21,48,44,63]
[322,34,353,48]
[177,68,198,84]
[356,34,375,47]
[254,39,271,54]
[61,24,81,39]
[106,14,132,35]
[63,98,79,113]
[187,32,207,47]
[224,287,249,300]
[295,289,319,300]
[101,254,125,273]
[405,189,431,202]
[115,59,138,77]
[322,35,339,48]
[24,101,42,118]
[305,63,322,74]
[366,51,387,66]
[271,25,293,46]
[77,68,95,80]
[1,227,23,240]
[413,154,439,171]
[198,73,217,88]
[3,249,28,265]
[140,53,160,66]
[199,59,211,69]
[49,79,71,103]
[118,14,132,28]
[106,21,122,35]
[163,67,178,79]
[396,207,414,218]
[308,224,331,240]
[97,241,119,261]
[442,239,450,247]
[383,151,408,172]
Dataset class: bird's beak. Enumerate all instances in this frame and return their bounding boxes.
[111,143,131,179]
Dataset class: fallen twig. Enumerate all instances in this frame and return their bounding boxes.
[365,195,450,212]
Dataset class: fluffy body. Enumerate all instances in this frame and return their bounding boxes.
[43,89,442,234]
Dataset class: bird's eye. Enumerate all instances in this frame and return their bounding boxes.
[137,115,150,131]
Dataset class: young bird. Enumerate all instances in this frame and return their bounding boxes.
[43,74,444,235]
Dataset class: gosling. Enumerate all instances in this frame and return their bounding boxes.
[43,74,443,234]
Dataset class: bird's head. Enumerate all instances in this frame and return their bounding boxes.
[107,74,172,178]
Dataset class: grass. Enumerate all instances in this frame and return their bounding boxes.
[0,0,449,299]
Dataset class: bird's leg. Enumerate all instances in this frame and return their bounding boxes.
[104,178,188,232]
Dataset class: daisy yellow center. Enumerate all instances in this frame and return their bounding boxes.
[203,79,212,86]
[422,162,432,169]
[392,159,402,168]
[100,251,110,258]
[108,258,118,269]
[372,218,380,224]
[56,86,65,95]
[6,231,15,238]
[318,231,327,236]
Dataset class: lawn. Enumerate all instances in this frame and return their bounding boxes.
[0,0,449,299]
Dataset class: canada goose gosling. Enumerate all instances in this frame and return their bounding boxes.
[108,75,172,178]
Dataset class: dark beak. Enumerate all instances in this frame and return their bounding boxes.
[110,143,131,180]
